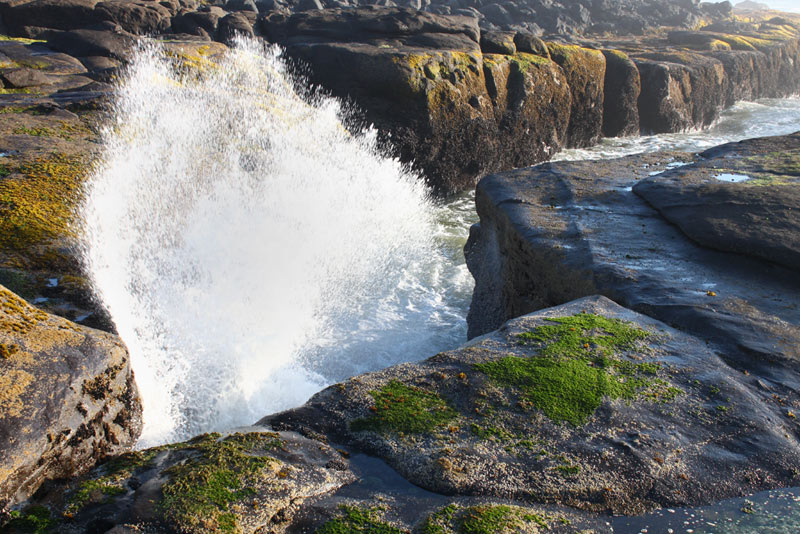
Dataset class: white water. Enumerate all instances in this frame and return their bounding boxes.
[81,38,472,446]
[555,95,800,161]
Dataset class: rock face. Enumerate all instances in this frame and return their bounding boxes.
[464,133,800,372]
[265,296,800,515]
[601,49,641,137]
[0,2,799,192]
[0,285,141,511]
[17,430,355,534]
[634,132,800,271]
[269,8,579,193]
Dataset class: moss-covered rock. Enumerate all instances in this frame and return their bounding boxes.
[264,294,800,516]
[546,43,606,148]
[0,285,141,511]
[17,430,354,533]
[601,49,640,137]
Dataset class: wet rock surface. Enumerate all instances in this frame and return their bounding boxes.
[14,295,800,532]
[634,132,800,272]
[0,285,141,511]
[264,296,800,523]
[465,133,800,383]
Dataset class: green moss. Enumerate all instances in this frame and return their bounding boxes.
[461,506,517,534]
[555,462,581,476]
[474,314,668,426]
[0,506,54,534]
[159,432,284,533]
[13,126,53,137]
[13,123,88,139]
[0,88,34,95]
[421,504,458,534]
[0,35,45,44]
[316,506,408,534]
[510,52,550,73]
[351,380,457,435]
[469,423,514,442]
[0,105,49,115]
[516,313,651,358]
[65,447,165,515]
[422,504,559,534]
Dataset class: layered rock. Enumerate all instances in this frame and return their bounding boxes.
[464,133,800,374]
[0,285,141,511]
[634,133,800,271]
[266,8,579,193]
[1,2,799,192]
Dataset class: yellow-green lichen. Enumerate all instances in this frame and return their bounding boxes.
[0,153,85,262]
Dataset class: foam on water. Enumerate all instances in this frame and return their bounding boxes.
[554,95,800,161]
[81,38,472,446]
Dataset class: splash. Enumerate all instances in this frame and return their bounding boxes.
[81,38,468,446]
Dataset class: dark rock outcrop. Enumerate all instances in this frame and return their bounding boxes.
[464,134,800,375]
[547,42,606,147]
[0,2,798,193]
[634,133,800,271]
[270,7,577,193]
[601,49,640,137]
[17,430,355,534]
[20,295,800,532]
[0,285,141,511]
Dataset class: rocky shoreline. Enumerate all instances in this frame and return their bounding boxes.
[1,0,800,532]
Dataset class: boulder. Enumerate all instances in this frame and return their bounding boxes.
[9,430,354,533]
[0,0,103,35]
[513,31,549,58]
[0,285,141,510]
[266,295,800,514]
[94,0,173,35]
[479,30,516,55]
[0,67,52,88]
[170,9,220,36]
[634,132,800,272]
[44,27,135,60]
[217,11,254,42]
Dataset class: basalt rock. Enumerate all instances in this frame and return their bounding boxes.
[634,132,800,272]
[272,7,575,193]
[634,50,726,134]
[547,42,605,147]
[0,285,141,511]
[265,295,800,516]
[4,430,354,533]
[601,49,640,137]
[463,133,800,375]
